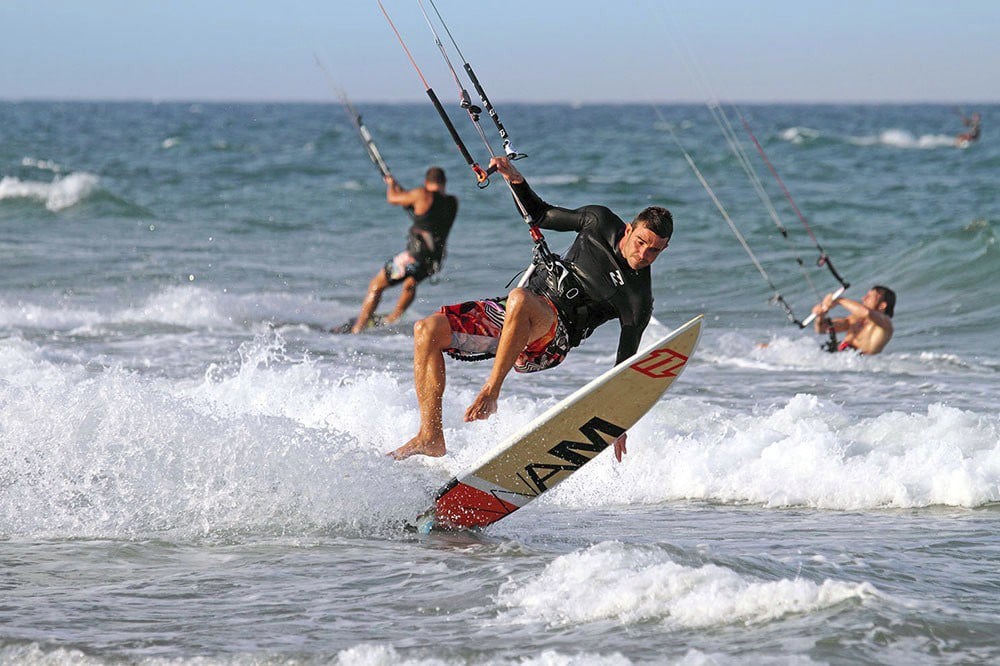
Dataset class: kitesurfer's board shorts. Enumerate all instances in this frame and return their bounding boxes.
[383,251,432,286]
[838,339,856,353]
[440,295,570,373]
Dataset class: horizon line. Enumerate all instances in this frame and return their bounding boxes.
[2,97,997,106]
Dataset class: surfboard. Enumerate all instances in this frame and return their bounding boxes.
[412,314,703,532]
[329,313,387,334]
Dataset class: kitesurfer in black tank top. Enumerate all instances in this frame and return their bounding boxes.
[349,167,458,334]
[389,156,673,461]
[407,189,458,276]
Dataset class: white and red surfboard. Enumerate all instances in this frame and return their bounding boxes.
[413,315,703,532]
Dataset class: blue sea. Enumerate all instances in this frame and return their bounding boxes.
[1,100,998,665]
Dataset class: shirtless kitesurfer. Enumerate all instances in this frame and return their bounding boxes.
[812,286,896,355]
[956,111,981,147]
[390,156,673,460]
[350,167,457,334]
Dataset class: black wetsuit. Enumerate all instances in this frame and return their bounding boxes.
[511,180,655,364]
[405,191,458,274]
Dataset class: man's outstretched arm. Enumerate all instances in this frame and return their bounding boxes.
[491,156,589,232]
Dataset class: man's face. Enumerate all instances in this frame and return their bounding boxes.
[620,223,669,270]
[862,289,883,311]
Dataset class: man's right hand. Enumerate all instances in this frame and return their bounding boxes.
[489,156,524,184]
[812,298,834,333]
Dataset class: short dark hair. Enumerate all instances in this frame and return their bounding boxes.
[633,206,673,239]
[425,167,446,185]
[873,285,896,318]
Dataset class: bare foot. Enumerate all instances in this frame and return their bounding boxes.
[463,388,498,422]
[388,432,447,460]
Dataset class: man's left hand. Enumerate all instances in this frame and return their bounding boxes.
[613,432,628,462]
[464,388,498,422]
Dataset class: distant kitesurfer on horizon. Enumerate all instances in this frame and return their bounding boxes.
[812,286,896,355]
[389,156,673,460]
[349,167,457,334]
[956,111,981,147]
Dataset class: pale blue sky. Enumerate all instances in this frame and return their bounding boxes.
[2,1,996,103]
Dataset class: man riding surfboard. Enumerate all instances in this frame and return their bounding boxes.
[390,156,673,460]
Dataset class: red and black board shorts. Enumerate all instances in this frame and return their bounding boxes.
[440,295,570,373]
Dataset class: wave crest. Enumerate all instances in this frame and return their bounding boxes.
[0,172,99,211]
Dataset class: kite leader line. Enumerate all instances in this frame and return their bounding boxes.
[377,0,490,187]
[657,110,802,326]
[704,101,823,302]
[735,112,850,324]
[705,102,850,327]
[313,54,393,180]
[421,0,526,161]
[387,0,559,276]
[661,19,850,329]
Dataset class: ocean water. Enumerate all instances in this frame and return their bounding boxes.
[1,100,998,665]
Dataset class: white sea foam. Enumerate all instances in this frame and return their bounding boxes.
[184,327,517,465]
[0,298,104,330]
[333,643,751,666]
[547,392,1000,510]
[1,288,236,334]
[336,644,455,665]
[21,156,64,173]
[3,321,997,545]
[0,644,104,666]
[0,339,430,538]
[705,331,997,377]
[497,541,876,629]
[3,308,997,542]
[0,337,86,388]
[188,331,417,449]
[780,127,820,144]
[0,286,342,335]
[117,285,238,329]
[2,642,657,666]
[0,172,99,211]
[849,129,955,149]
[336,643,644,666]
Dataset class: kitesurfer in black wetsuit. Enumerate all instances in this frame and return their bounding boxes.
[350,167,458,334]
[390,156,672,460]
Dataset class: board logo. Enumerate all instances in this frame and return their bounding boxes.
[523,416,625,493]
[630,347,688,378]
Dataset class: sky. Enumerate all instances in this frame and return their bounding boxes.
[2,1,997,104]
